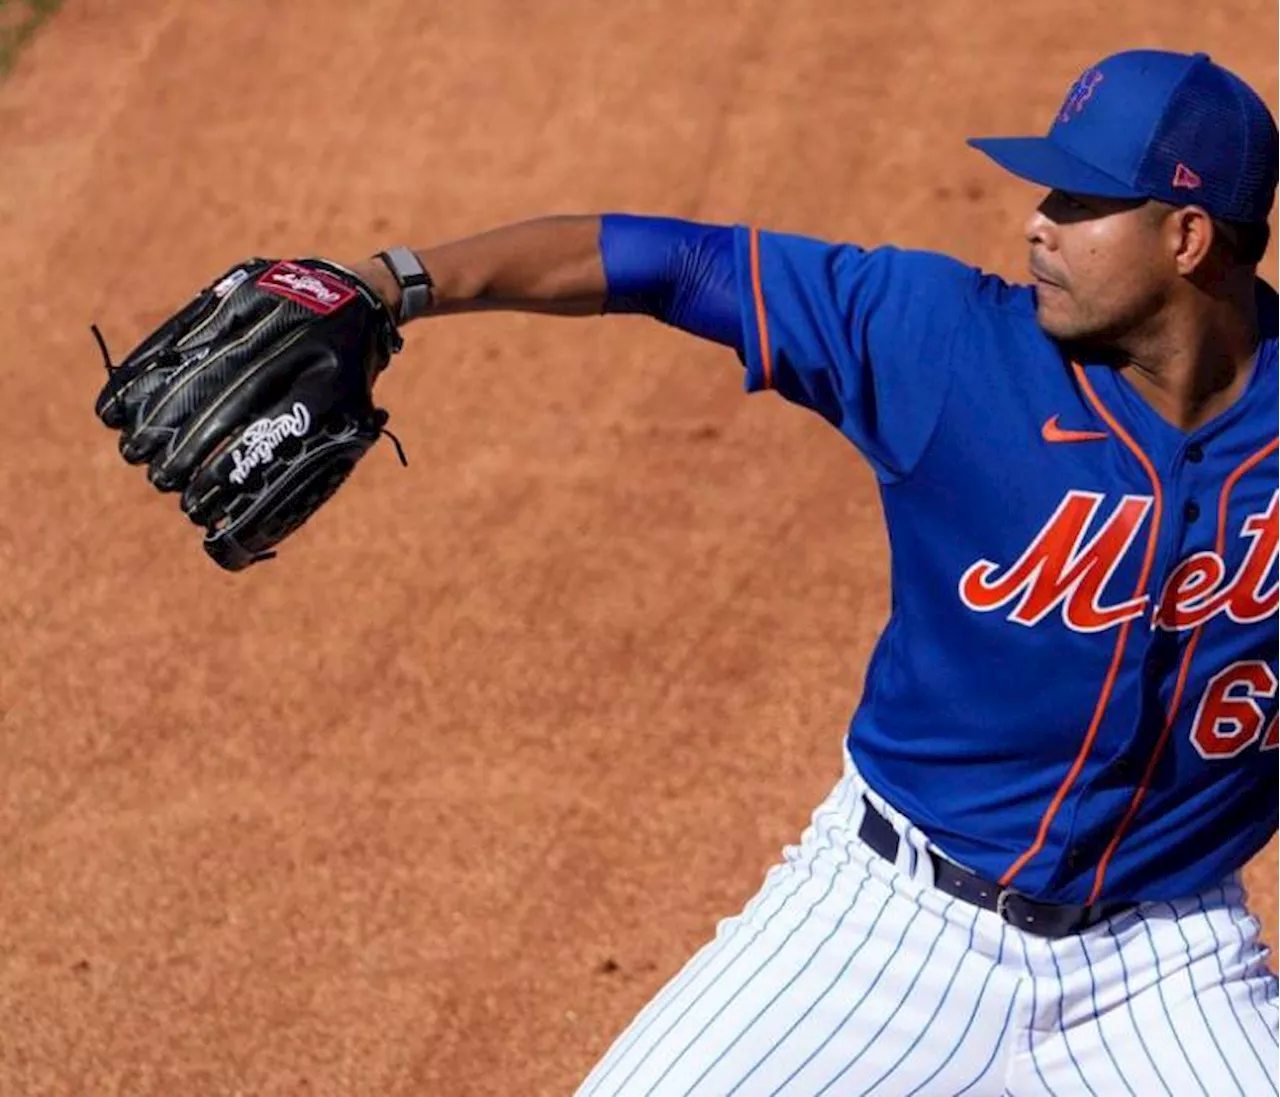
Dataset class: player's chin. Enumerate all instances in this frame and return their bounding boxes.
[1033,293,1092,343]
[1034,303,1072,341]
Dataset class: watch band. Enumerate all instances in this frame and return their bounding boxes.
[375,246,434,324]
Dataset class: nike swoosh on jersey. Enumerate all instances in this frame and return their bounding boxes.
[1041,415,1110,443]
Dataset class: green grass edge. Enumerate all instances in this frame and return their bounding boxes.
[0,0,64,79]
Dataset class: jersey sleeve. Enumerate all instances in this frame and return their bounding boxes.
[733,227,976,482]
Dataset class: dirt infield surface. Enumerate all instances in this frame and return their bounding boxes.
[0,2,1275,1094]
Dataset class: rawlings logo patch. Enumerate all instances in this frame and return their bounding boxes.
[256,261,356,314]
[228,402,312,485]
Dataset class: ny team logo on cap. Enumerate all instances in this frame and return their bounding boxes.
[1058,69,1104,123]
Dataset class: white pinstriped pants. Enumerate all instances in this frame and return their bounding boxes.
[575,757,1279,1096]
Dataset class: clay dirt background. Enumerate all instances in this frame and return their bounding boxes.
[0,2,1276,1094]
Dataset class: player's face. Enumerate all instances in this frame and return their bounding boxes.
[1024,191,1173,345]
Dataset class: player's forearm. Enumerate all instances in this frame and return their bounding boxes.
[351,214,745,351]
[353,216,607,319]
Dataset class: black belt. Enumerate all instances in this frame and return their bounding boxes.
[857,801,1132,940]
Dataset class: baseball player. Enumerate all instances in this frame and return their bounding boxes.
[95,49,1278,1094]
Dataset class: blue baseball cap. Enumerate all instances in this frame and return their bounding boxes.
[968,50,1278,224]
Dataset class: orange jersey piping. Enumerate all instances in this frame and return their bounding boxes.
[748,228,773,390]
[998,363,1163,889]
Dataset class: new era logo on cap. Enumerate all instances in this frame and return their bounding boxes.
[1172,162,1202,190]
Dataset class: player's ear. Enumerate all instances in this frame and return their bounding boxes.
[1167,204,1214,276]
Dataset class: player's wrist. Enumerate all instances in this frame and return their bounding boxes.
[349,257,404,320]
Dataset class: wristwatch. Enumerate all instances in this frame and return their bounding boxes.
[374,246,434,324]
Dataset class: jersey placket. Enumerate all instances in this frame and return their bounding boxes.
[1048,436,1207,898]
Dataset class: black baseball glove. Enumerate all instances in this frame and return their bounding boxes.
[93,258,405,571]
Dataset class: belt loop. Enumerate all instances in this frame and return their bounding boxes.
[904,824,935,889]
[893,819,919,878]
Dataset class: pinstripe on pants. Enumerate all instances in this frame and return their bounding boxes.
[574,760,1280,1097]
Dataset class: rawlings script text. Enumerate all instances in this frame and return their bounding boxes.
[228,403,312,485]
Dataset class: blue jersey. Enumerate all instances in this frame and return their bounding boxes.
[733,227,1279,904]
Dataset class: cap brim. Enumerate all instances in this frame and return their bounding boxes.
[966,136,1146,199]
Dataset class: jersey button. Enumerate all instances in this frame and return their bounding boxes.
[1184,500,1201,522]
[1186,443,1204,463]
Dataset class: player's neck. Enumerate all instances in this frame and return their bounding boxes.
[1112,276,1259,435]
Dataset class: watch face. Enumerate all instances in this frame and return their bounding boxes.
[385,248,424,280]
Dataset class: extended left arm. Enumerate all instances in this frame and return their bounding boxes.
[349,213,744,352]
